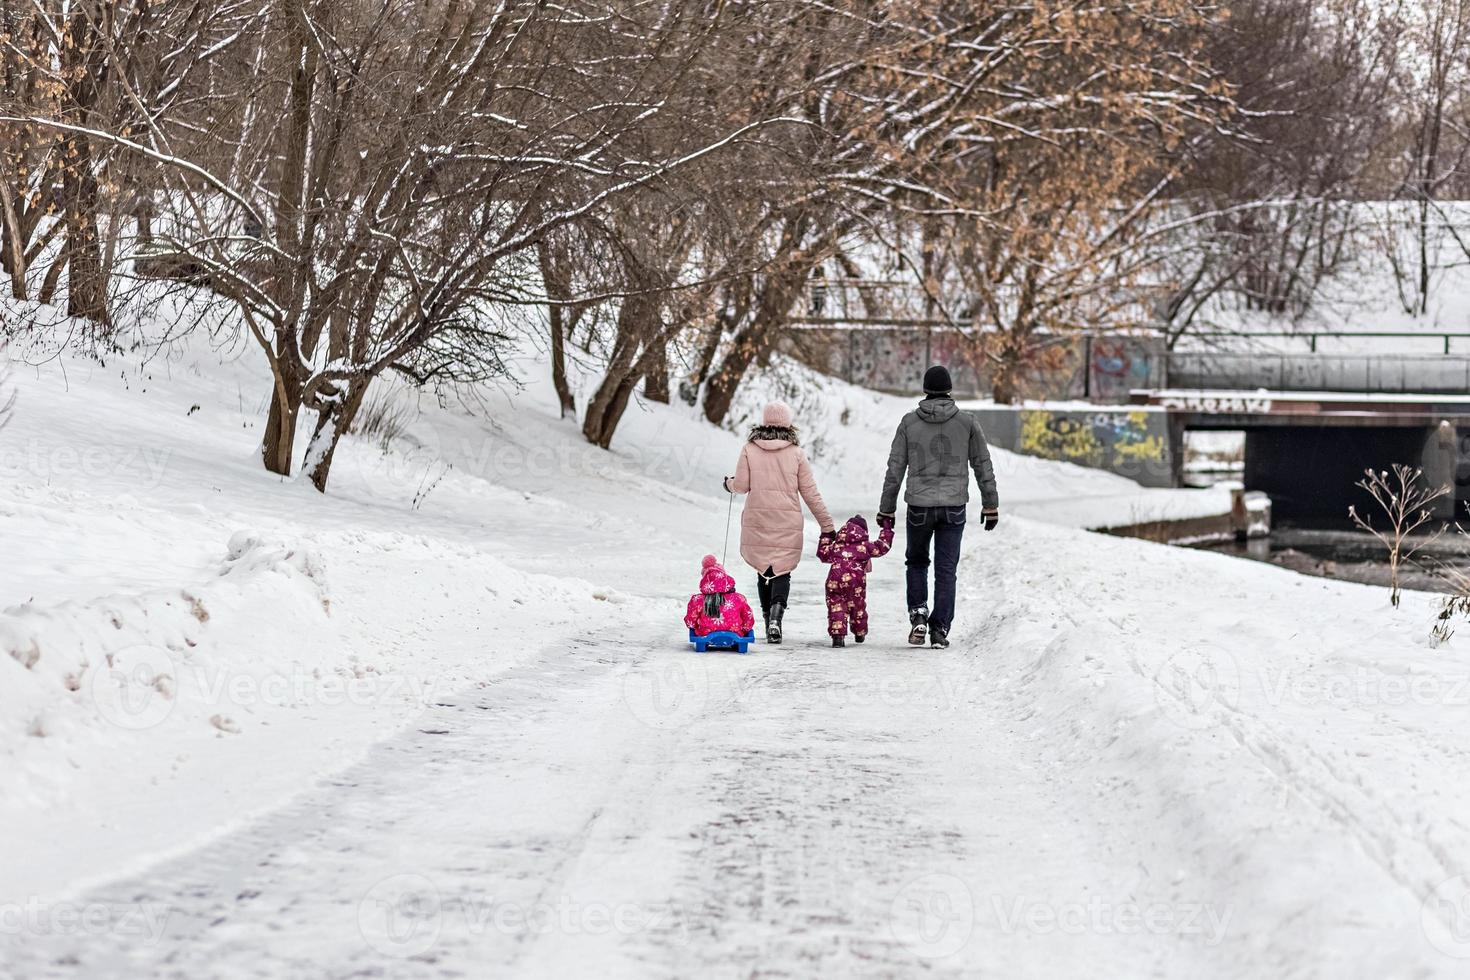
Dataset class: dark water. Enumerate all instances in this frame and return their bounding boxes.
[1197,526,1470,592]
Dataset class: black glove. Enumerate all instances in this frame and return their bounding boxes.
[982,509,999,531]
[876,512,895,529]
[820,529,838,542]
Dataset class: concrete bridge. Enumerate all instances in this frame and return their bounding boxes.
[966,391,1470,522]
[797,318,1470,518]
[1132,391,1470,522]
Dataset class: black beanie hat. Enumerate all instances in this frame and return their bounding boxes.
[923,365,952,394]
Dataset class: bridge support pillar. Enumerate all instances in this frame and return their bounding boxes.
[1423,421,1458,520]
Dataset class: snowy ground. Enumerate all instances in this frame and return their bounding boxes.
[4,329,1470,978]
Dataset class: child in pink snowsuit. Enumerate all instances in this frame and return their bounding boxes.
[685,555,757,637]
[817,514,895,647]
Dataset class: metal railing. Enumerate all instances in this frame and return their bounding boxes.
[1166,350,1470,394]
[1179,331,1470,355]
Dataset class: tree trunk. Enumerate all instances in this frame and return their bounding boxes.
[303,379,369,493]
[702,322,766,426]
[643,343,669,404]
[690,317,724,402]
[260,359,306,476]
[64,175,111,329]
[583,292,656,447]
[588,337,672,449]
[1417,196,1431,316]
[990,348,1024,405]
[702,264,809,426]
[0,178,27,300]
[588,367,647,450]
[38,242,65,305]
[537,241,577,418]
[56,5,111,330]
[991,371,1018,405]
[549,305,576,418]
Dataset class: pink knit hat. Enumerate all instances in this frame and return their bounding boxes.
[762,401,793,427]
[699,554,736,594]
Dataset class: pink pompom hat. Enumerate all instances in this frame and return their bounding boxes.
[762,401,793,427]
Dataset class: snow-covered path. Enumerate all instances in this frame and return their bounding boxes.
[1,546,1232,979]
[11,515,1461,979]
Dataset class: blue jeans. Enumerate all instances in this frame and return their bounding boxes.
[905,505,966,633]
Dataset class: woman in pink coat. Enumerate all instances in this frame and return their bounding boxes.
[722,401,835,643]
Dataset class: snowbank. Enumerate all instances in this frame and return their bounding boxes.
[2,533,334,801]
[973,518,1470,976]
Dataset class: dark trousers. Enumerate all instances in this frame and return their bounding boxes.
[755,566,791,621]
[905,505,966,633]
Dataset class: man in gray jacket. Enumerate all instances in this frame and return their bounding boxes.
[877,365,999,649]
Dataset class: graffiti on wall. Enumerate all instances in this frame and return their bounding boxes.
[1021,411,1104,466]
[1088,340,1160,401]
[1157,394,1272,414]
[847,331,934,392]
[1088,411,1167,466]
[1019,409,1167,472]
[785,328,1166,403]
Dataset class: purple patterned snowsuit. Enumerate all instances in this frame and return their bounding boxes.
[816,515,895,638]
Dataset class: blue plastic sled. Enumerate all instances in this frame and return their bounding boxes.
[689,628,755,654]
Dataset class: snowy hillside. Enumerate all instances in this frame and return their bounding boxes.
[3,320,1470,977]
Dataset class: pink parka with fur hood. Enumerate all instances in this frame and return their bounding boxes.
[724,426,835,577]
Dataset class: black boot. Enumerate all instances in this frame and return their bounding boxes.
[908,605,928,646]
[769,602,785,645]
[930,626,950,650]
[832,635,845,648]
[854,633,865,644]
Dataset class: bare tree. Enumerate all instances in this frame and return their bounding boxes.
[694,0,1233,414]
[0,1,244,328]
[1349,464,1450,608]
[31,0,804,490]
[907,2,1232,402]
[579,199,708,448]
[535,232,592,420]
[1382,0,1470,316]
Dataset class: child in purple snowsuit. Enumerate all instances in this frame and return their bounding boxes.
[816,514,895,647]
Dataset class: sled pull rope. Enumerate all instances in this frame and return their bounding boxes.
[723,489,734,567]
